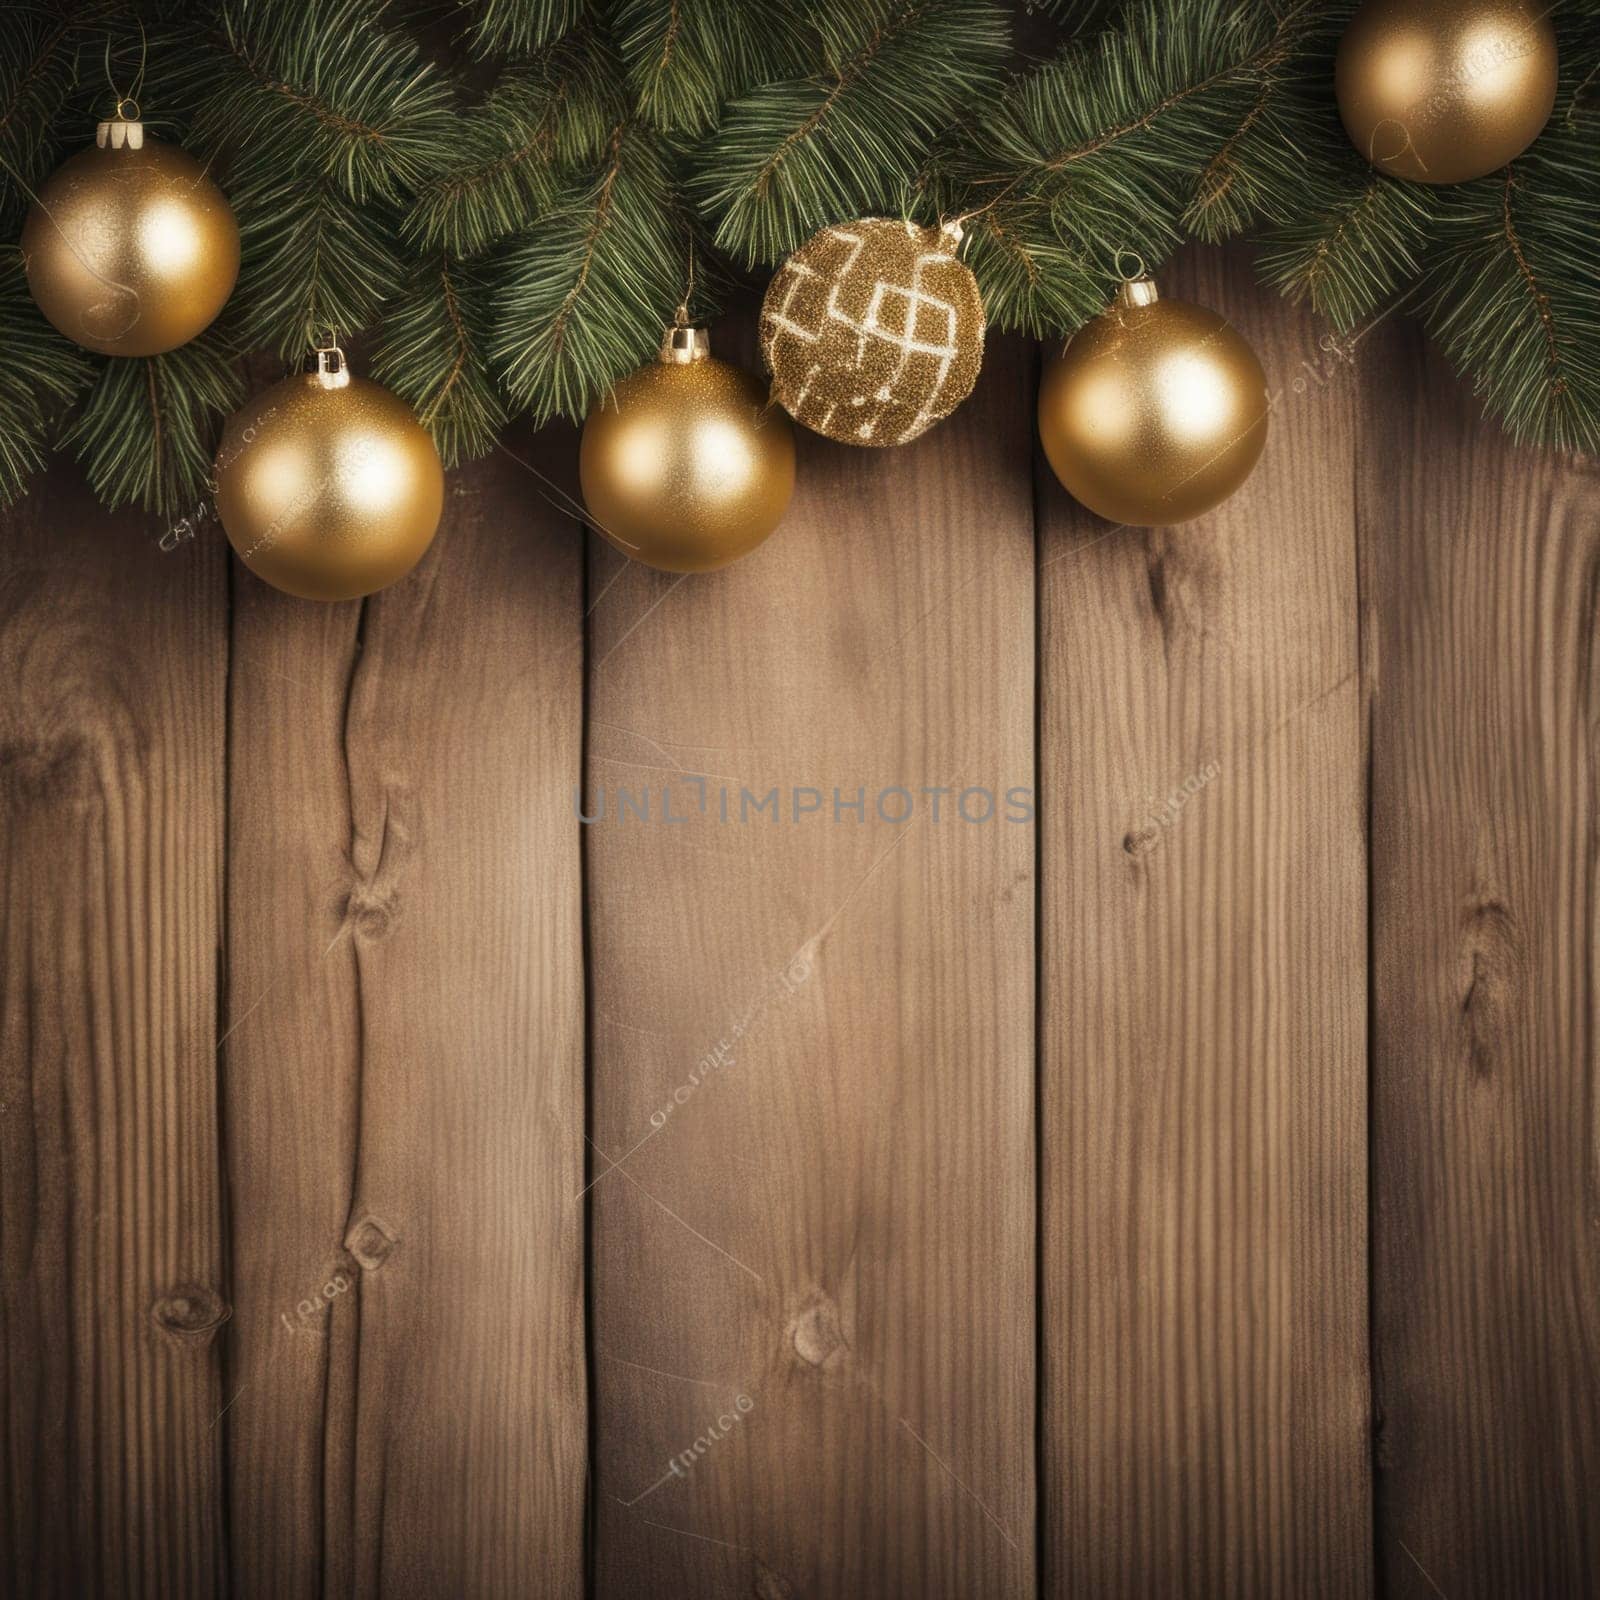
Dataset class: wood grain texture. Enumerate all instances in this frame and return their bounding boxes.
[1037,245,1372,1597]
[218,445,586,1598]
[0,466,228,1597]
[7,267,1600,1599]
[586,330,1036,1598]
[1362,321,1600,1598]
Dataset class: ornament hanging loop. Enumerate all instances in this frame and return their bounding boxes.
[674,236,697,330]
[97,114,144,149]
[1113,249,1157,309]
[98,94,145,152]
[103,20,148,124]
[660,324,709,365]
[312,332,349,388]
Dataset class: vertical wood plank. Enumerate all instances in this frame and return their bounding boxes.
[219,446,586,1598]
[587,329,1036,1597]
[1037,246,1372,1596]
[0,467,227,1597]
[1363,323,1600,1596]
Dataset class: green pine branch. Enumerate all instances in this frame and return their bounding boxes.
[465,0,588,57]
[3,0,1597,526]
[403,27,624,257]
[612,0,812,134]
[1257,166,1435,330]
[488,121,693,424]
[178,0,456,202]
[374,256,505,464]
[230,170,407,357]
[0,6,99,232]
[1422,66,1600,453]
[62,325,243,517]
[693,0,1009,265]
[946,0,1317,333]
[1248,0,1440,329]
[0,252,94,505]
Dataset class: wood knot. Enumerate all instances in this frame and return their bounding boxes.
[345,1215,400,1271]
[0,737,99,808]
[1123,826,1157,856]
[342,886,399,941]
[752,1558,795,1599]
[1146,550,1169,623]
[1457,897,1524,1077]
[151,1284,231,1344]
[788,1294,844,1368]
[997,866,1030,905]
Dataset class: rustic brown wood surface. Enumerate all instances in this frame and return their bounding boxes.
[217,439,587,1599]
[1,469,228,1597]
[585,331,1036,1598]
[1360,320,1600,1599]
[1,248,1597,1600]
[1037,249,1371,1598]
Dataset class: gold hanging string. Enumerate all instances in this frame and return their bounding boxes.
[104,18,148,120]
[675,237,696,328]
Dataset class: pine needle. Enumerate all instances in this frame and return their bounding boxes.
[62,326,243,517]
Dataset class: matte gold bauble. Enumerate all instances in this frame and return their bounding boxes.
[1038,277,1269,527]
[22,117,239,356]
[579,328,795,573]
[760,217,984,446]
[215,352,444,601]
[1335,0,1557,183]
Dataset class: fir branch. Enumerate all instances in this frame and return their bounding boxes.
[1257,165,1435,329]
[403,28,624,256]
[1422,68,1600,453]
[0,5,95,231]
[374,256,505,464]
[611,0,812,134]
[936,0,1323,332]
[694,0,1008,265]
[179,0,456,202]
[489,121,691,423]
[1181,53,1299,241]
[466,0,587,58]
[0,251,94,505]
[1240,0,1440,327]
[958,203,1102,336]
[62,326,243,518]
[229,170,407,357]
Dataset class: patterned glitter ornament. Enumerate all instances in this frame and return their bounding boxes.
[760,217,984,447]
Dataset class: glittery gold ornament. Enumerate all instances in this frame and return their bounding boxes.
[215,349,444,601]
[760,217,984,446]
[1335,0,1557,183]
[22,113,239,356]
[1038,276,1269,527]
[579,327,795,573]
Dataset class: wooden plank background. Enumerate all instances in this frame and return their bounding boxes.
[2,242,1597,1598]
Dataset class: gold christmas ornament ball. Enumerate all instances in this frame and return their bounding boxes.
[579,328,795,573]
[215,353,444,602]
[22,118,239,356]
[760,217,984,446]
[1038,277,1269,527]
[1335,0,1558,183]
